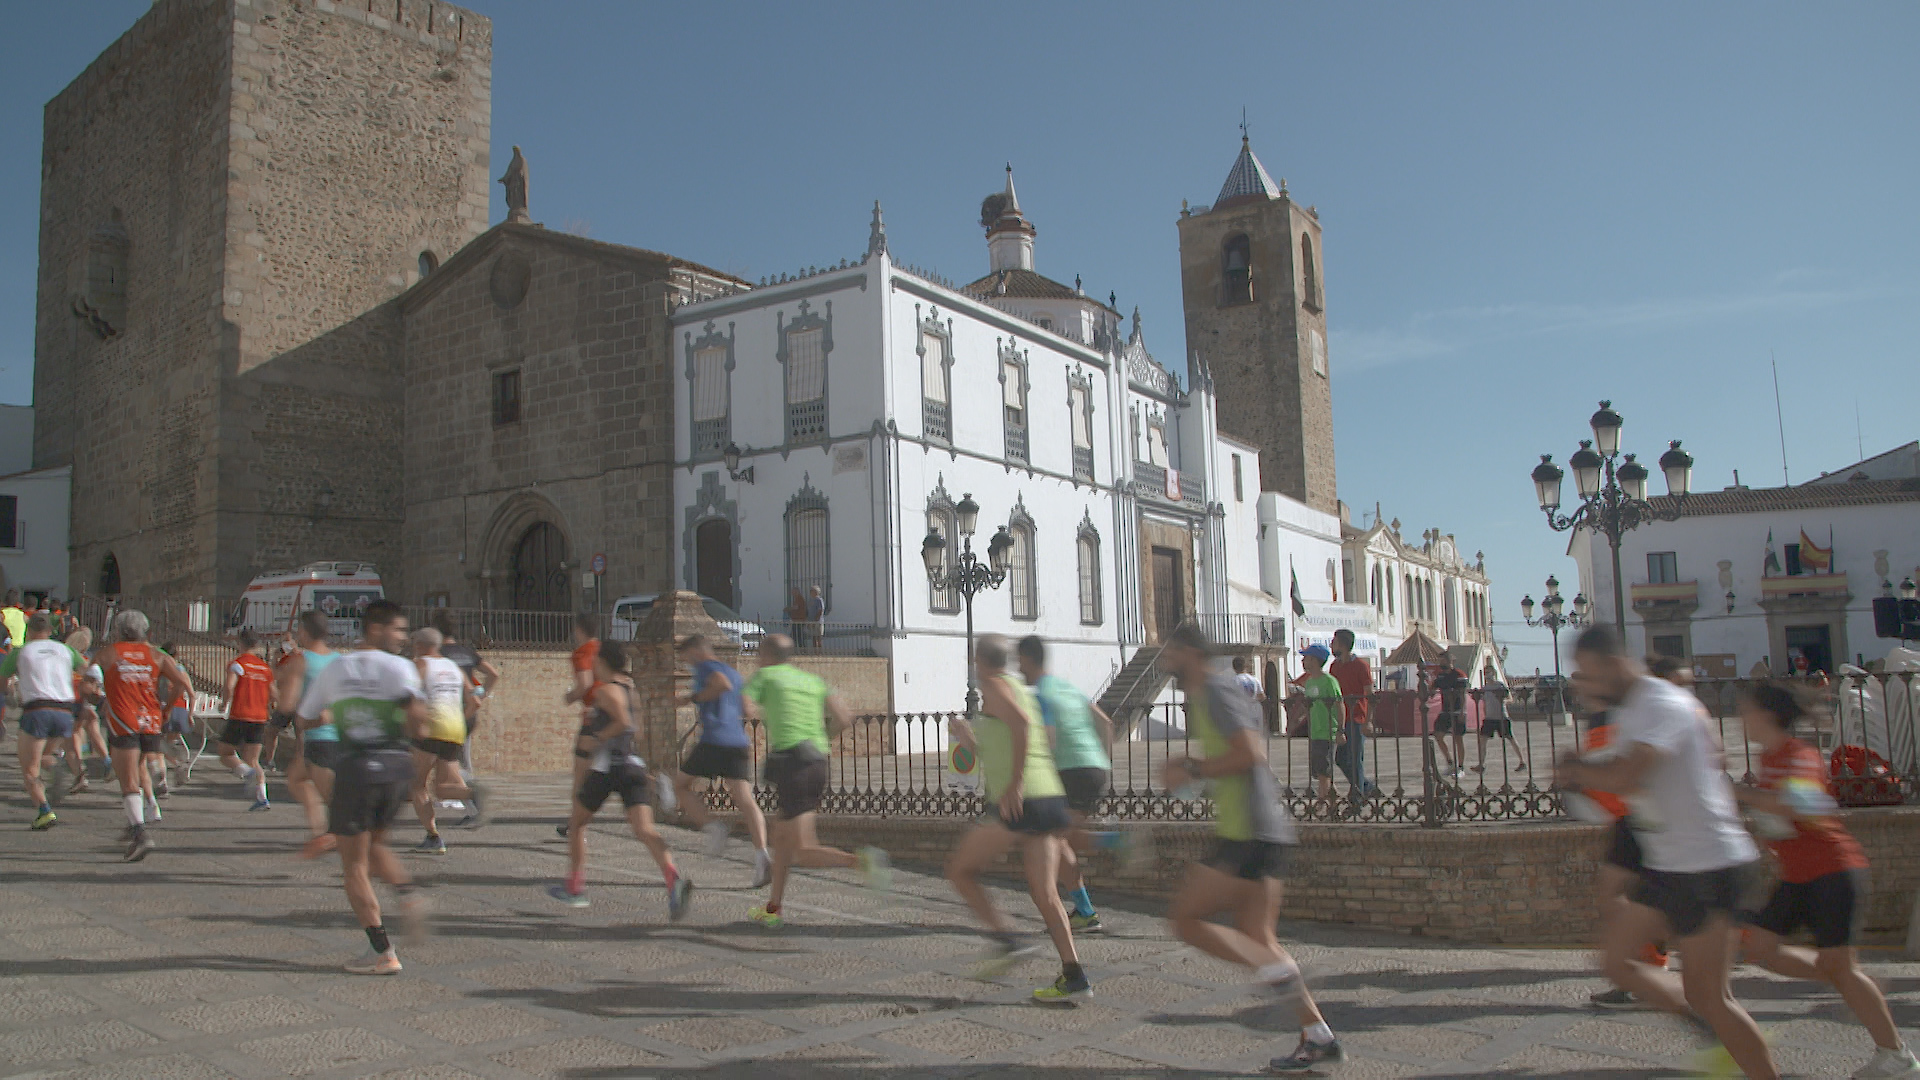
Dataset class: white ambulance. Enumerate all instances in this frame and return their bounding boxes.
[229,562,385,643]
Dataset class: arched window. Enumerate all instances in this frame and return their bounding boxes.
[1076,517,1102,626]
[685,321,735,460]
[99,552,122,598]
[1221,234,1253,306]
[1371,566,1382,611]
[1300,233,1319,310]
[1009,501,1037,621]
[785,478,830,610]
[1386,568,1395,616]
[418,250,438,278]
[926,481,959,614]
[1403,574,1413,620]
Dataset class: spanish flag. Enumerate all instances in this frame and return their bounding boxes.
[1798,528,1832,573]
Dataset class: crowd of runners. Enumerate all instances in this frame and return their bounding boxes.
[5,600,1917,1076]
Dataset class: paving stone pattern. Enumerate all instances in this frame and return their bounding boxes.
[4,763,1918,1078]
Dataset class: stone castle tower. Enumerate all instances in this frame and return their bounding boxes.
[33,0,492,598]
[1176,136,1336,514]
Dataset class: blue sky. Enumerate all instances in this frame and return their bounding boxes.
[3,2,1915,671]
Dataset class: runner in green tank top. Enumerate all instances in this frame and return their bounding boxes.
[944,634,1088,1003]
[1156,625,1342,1073]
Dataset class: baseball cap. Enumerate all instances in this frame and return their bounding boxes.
[1299,644,1331,662]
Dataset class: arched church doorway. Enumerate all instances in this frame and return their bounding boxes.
[99,553,121,598]
[695,518,734,608]
[510,522,570,612]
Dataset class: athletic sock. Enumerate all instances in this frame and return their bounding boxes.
[365,925,391,954]
[1304,1021,1335,1044]
[1256,960,1301,987]
[1062,962,1085,983]
[123,793,144,827]
[1068,886,1095,918]
[37,802,50,815]
[662,866,679,890]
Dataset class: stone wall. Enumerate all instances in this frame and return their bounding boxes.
[35,0,491,600]
[399,228,706,610]
[806,809,1920,946]
[1176,197,1336,514]
[468,648,892,774]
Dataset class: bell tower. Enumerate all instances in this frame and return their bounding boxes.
[1176,134,1336,514]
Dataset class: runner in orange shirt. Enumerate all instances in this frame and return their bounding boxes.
[218,629,276,811]
[557,614,599,839]
[95,610,196,862]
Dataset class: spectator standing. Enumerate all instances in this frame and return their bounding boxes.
[805,586,827,652]
[1232,656,1266,703]
[1293,645,1342,802]
[1327,629,1373,798]
[1431,662,1469,780]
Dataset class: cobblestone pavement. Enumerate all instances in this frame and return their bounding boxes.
[4,761,1918,1079]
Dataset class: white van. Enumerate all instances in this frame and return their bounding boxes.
[230,562,385,642]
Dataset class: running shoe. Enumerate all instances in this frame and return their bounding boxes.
[667,876,694,922]
[555,823,569,839]
[751,848,772,889]
[1270,1037,1344,1072]
[1033,969,1092,1003]
[702,820,730,856]
[971,937,1040,980]
[464,781,489,827]
[155,780,170,799]
[31,809,57,831]
[1068,911,1103,933]
[412,834,447,855]
[247,798,270,812]
[1854,1047,1920,1077]
[547,883,589,908]
[66,773,89,797]
[856,845,893,892]
[748,904,784,929]
[124,830,155,862]
[345,949,402,975]
[300,834,338,859]
[1588,987,1638,1009]
[146,796,163,822]
[1688,1041,1740,1078]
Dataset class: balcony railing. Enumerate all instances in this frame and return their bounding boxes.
[1072,445,1094,482]
[1004,425,1028,465]
[923,399,950,442]
[1631,580,1699,607]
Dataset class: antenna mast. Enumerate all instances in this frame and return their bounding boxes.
[1771,351,1789,485]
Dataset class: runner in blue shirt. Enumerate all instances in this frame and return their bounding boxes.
[1017,635,1119,933]
[673,633,770,885]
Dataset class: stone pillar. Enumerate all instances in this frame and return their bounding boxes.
[628,591,736,771]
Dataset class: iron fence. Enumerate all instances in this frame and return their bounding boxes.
[684,674,1920,826]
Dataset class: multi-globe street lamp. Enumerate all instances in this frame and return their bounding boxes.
[920,493,1014,714]
[1520,575,1588,723]
[1530,400,1695,640]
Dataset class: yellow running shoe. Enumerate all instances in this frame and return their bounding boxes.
[748,905,784,929]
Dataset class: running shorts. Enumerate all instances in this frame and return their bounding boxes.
[328,749,415,837]
[411,738,464,762]
[1744,868,1868,949]
[985,794,1072,836]
[764,747,829,819]
[682,742,753,781]
[1604,818,1644,873]
[268,710,298,731]
[163,708,193,736]
[1207,837,1293,881]
[109,733,163,753]
[1433,712,1464,735]
[1480,714,1513,739]
[578,765,650,813]
[1308,739,1335,779]
[19,707,75,740]
[1058,767,1108,815]
[1631,861,1765,937]
[221,719,266,746]
[301,739,341,771]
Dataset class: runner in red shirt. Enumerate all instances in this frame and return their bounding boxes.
[1734,682,1915,1076]
[95,610,196,862]
[218,628,276,810]
[557,614,600,839]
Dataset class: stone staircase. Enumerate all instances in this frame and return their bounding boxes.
[1097,643,1173,736]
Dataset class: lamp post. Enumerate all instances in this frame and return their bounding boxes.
[921,493,1014,714]
[1530,400,1694,641]
[1520,575,1589,725]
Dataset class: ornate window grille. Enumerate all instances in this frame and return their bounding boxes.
[685,320,735,461]
[779,300,832,444]
[918,308,954,444]
[785,477,830,607]
[1008,497,1037,621]
[1076,513,1102,625]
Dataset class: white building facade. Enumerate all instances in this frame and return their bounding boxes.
[1570,470,1920,677]
[0,465,72,600]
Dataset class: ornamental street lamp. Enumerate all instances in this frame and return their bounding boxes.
[921,493,1014,714]
[1530,400,1694,640]
[1520,574,1588,724]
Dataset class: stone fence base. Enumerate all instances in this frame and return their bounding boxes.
[806,808,1920,946]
